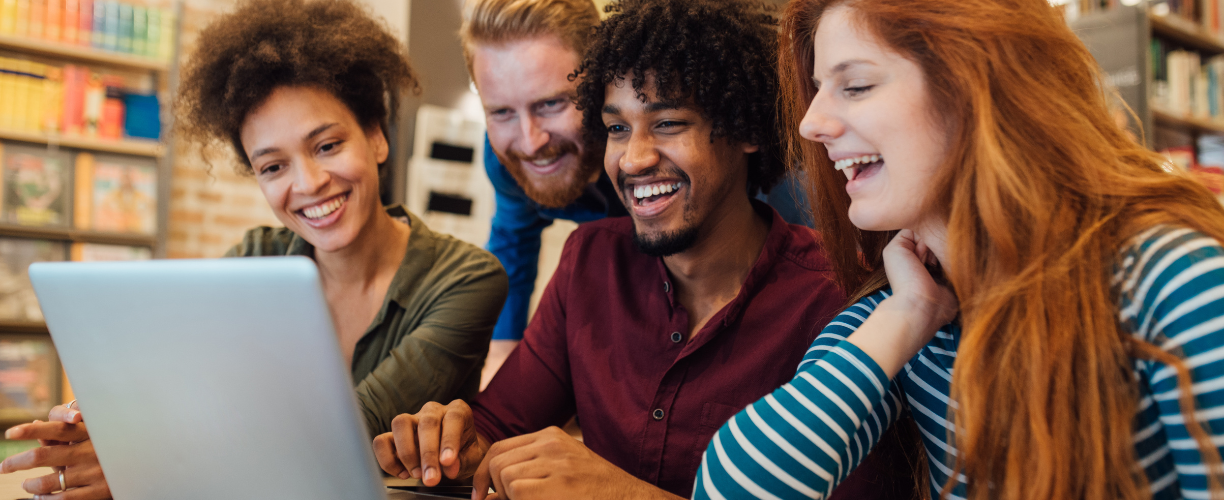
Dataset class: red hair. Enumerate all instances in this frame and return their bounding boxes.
[780,0,1224,499]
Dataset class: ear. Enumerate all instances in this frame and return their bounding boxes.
[741,142,760,154]
[367,125,390,164]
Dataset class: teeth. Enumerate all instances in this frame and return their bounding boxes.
[531,158,557,166]
[632,182,683,200]
[302,195,347,219]
[833,154,881,171]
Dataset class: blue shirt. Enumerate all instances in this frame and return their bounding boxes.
[484,137,625,340]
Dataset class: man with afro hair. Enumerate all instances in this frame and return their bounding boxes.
[374,0,917,498]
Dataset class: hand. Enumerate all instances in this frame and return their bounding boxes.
[472,427,681,500]
[881,229,959,335]
[372,400,489,486]
[1,405,112,500]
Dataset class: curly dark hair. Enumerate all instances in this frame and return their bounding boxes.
[573,0,784,194]
[175,0,419,174]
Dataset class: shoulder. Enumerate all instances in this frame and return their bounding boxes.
[415,219,507,286]
[1114,225,1224,344]
[224,226,297,257]
[564,216,636,249]
[776,223,835,273]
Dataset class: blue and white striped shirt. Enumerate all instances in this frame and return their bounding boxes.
[694,226,1224,499]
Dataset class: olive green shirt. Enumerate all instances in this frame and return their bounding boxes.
[224,205,508,437]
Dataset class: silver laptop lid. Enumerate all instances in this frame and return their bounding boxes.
[29,257,387,500]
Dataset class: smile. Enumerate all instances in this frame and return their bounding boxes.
[524,154,566,175]
[834,154,884,182]
[626,180,685,218]
[300,194,348,220]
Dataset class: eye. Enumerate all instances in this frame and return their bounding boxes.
[542,99,563,108]
[260,164,283,175]
[845,85,874,97]
[319,141,341,153]
[658,120,685,129]
[607,124,628,134]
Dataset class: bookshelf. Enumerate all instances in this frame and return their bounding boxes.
[0,2,183,420]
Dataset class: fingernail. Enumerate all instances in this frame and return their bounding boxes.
[441,448,455,463]
[398,471,410,480]
[4,429,14,439]
[68,410,79,420]
[425,467,437,482]
[411,467,421,479]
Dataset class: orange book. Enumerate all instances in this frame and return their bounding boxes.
[62,0,77,43]
[77,0,90,46]
[28,0,44,39]
[44,0,60,41]
[61,64,85,135]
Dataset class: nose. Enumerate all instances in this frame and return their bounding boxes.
[798,89,845,144]
[519,115,551,156]
[619,130,660,175]
[292,157,330,195]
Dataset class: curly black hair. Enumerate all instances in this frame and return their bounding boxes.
[175,0,419,174]
[573,0,784,194]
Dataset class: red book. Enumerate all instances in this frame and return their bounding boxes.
[77,0,92,47]
[61,65,85,135]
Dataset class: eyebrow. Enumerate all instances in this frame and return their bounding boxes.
[812,59,877,85]
[249,123,338,161]
[602,100,685,115]
[484,91,573,112]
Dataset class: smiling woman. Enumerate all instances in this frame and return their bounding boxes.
[0,1,508,499]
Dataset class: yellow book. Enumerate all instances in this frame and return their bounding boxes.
[12,60,30,132]
[0,57,15,130]
[0,0,17,34]
[0,142,5,213]
[42,66,62,133]
[13,0,26,37]
[72,152,93,229]
[25,62,46,132]
[158,8,173,61]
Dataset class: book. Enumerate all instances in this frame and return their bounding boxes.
[0,237,66,322]
[28,0,44,39]
[144,5,158,58]
[42,66,61,133]
[13,0,27,37]
[70,242,150,261]
[82,70,102,136]
[44,0,60,41]
[99,74,123,139]
[77,0,90,46]
[62,0,77,44]
[131,4,145,56]
[101,0,116,51]
[0,142,71,227]
[158,7,173,61]
[0,0,16,35]
[89,153,156,234]
[0,336,61,422]
[89,0,102,47]
[60,64,85,135]
[0,58,16,130]
[116,1,130,53]
[71,151,90,228]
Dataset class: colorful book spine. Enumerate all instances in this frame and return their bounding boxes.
[25,62,45,132]
[14,0,27,37]
[61,65,84,135]
[28,0,44,39]
[63,0,78,44]
[158,7,174,61]
[99,76,123,139]
[44,0,60,41]
[77,0,90,46]
[116,1,130,53]
[130,5,145,56]
[72,152,93,229]
[11,61,31,132]
[144,6,159,58]
[0,58,16,130]
[42,66,61,132]
[101,0,117,51]
[82,71,102,136]
[89,0,102,47]
[0,0,17,35]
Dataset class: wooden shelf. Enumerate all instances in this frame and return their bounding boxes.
[0,34,169,72]
[1151,14,1224,54]
[1153,108,1224,135]
[0,225,156,247]
[0,321,48,335]
[0,129,161,157]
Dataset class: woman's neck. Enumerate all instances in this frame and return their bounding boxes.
[913,217,951,269]
[314,207,410,288]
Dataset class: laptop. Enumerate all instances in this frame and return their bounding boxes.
[29,257,467,500]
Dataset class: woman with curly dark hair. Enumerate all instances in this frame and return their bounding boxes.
[0,1,507,498]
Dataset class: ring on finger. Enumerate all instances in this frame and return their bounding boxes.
[59,469,66,492]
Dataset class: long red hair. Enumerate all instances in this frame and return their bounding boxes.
[780,1,1224,499]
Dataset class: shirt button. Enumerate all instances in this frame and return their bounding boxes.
[670,331,683,343]
[663,282,670,293]
[652,409,665,420]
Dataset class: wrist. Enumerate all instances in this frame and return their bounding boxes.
[845,298,941,378]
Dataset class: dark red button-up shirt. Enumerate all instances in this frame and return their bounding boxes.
[472,202,914,498]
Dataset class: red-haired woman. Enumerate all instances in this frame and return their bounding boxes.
[695,1,1224,499]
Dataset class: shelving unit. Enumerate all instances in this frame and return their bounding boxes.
[0,4,183,420]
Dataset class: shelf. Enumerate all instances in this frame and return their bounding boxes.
[1153,109,1224,135]
[0,129,161,157]
[0,34,169,72]
[1151,15,1224,55]
[0,225,156,247]
[0,322,48,335]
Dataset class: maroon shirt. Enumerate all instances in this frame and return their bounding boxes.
[472,202,915,498]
